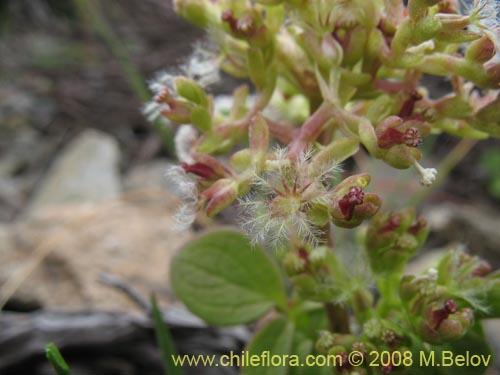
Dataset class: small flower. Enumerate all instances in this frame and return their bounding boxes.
[337,186,365,220]
[239,148,341,248]
[143,42,218,123]
[413,160,438,187]
[175,125,198,164]
[143,71,193,123]
[316,330,336,353]
[460,0,500,56]
[433,299,458,330]
[419,299,474,343]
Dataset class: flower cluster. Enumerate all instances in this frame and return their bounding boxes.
[155,0,500,373]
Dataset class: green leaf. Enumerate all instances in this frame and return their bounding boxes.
[45,343,72,375]
[175,77,209,107]
[191,107,212,132]
[242,318,330,375]
[242,317,295,375]
[151,294,184,375]
[171,230,287,325]
[409,323,492,375]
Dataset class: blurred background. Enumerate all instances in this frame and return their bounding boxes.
[0,0,499,374]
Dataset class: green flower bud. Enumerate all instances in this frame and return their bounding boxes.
[415,17,442,42]
[283,251,308,275]
[230,149,253,171]
[470,97,500,137]
[418,300,474,344]
[366,208,429,274]
[352,289,374,322]
[249,113,270,153]
[175,77,209,107]
[408,0,440,21]
[331,187,381,228]
[342,26,369,67]
[466,36,496,64]
[200,178,239,217]
[433,95,474,120]
[299,30,342,71]
[384,145,421,169]
[173,0,219,28]
[316,330,336,353]
[162,100,195,124]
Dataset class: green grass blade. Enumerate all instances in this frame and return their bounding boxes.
[151,294,184,375]
[45,343,73,375]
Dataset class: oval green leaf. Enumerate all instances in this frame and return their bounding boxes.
[171,230,287,326]
[242,317,295,375]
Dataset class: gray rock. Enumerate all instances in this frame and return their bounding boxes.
[123,160,170,192]
[0,190,192,312]
[425,203,500,267]
[28,129,121,213]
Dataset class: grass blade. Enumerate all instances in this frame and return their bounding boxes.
[151,294,184,375]
[45,343,73,375]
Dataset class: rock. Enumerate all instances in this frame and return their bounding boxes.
[123,160,170,192]
[0,190,193,312]
[425,203,500,267]
[0,127,61,221]
[28,129,121,213]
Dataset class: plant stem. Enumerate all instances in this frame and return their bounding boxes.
[322,225,350,334]
[376,273,402,317]
[325,302,351,334]
[289,102,335,158]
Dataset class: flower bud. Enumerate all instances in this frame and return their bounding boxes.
[230,149,253,171]
[191,153,233,179]
[173,0,219,28]
[465,36,496,64]
[200,178,238,217]
[331,189,381,228]
[249,113,270,152]
[352,289,374,321]
[175,77,209,107]
[330,175,381,228]
[316,330,336,353]
[283,251,308,275]
[408,0,441,21]
[366,208,429,273]
[376,116,430,148]
[221,8,271,47]
[471,96,500,137]
[246,47,276,91]
[419,300,474,344]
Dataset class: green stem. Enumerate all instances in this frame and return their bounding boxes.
[289,102,335,158]
[325,302,351,334]
[376,272,402,317]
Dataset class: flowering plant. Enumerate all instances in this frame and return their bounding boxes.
[152,0,500,373]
